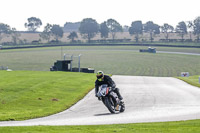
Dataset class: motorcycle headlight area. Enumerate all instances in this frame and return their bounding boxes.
[98,88,107,97]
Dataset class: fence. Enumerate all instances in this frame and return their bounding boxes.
[0,66,8,70]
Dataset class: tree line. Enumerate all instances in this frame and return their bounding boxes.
[1,16,200,45]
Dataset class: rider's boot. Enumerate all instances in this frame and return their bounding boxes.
[114,88,123,100]
[115,104,120,111]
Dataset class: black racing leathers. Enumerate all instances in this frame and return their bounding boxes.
[95,75,116,95]
[95,75,123,100]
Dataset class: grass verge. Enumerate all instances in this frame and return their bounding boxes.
[0,74,200,132]
[0,119,200,133]
[0,71,95,121]
[178,75,200,88]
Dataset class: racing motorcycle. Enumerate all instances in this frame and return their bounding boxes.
[97,84,125,113]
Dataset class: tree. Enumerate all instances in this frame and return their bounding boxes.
[79,18,99,42]
[161,23,174,41]
[143,21,160,42]
[67,31,78,42]
[175,21,187,42]
[40,23,52,43]
[189,17,200,42]
[129,21,143,42]
[24,17,42,32]
[51,25,64,42]
[107,19,123,40]
[123,25,129,32]
[0,23,12,41]
[63,22,80,32]
[187,21,193,41]
[11,28,21,45]
[99,21,109,39]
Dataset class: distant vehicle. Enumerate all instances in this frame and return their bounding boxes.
[139,47,156,53]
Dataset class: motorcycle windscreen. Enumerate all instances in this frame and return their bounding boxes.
[98,84,109,97]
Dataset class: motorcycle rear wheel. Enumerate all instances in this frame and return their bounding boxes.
[120,102,125,112]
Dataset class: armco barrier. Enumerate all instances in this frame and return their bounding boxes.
[1,43,200,50]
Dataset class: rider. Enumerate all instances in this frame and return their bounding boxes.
[95,71,123,100]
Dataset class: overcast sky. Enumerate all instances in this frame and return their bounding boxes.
[1,0,200,31]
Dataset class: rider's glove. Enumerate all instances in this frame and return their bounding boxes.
[98,97,101,101]
[111,87,115,91]
[95,93,101,100]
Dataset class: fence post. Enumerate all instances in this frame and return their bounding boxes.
[78,54,81,72]
[199,76,200,84]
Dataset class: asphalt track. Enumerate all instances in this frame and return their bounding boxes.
[1,75,200,126]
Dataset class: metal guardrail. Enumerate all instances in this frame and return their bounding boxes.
[0,66,8,70]
[1,43,200,50]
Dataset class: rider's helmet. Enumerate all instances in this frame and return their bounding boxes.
[96,71,104,81]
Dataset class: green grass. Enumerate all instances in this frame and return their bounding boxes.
[178,75,200,88]
[1,46,200,77]
[2,45,200,53]
[0,69,200,132]
[0,119,200,133]
[0,71,96,121]
[0,46,200,132]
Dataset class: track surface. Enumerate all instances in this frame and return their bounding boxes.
[1,75,200,126]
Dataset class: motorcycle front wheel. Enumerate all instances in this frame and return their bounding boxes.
[104,97,116,113]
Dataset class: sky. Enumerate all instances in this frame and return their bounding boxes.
[1,0,200,31]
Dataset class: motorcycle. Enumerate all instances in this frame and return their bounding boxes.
[97,84,125,113]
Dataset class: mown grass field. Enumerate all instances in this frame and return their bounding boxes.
[0,46,200,132]
[0,46,200,77]
[0,71,95,121]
